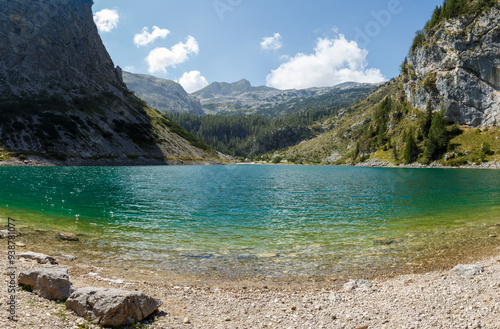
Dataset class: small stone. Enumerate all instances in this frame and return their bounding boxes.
[225,317,231,321]
[450,264,483,277]
[291,306,297,311]
[355,326,369,329]
[56,232,79,241]
[15,242,26,247]
[344,279,372,291]
[58,254,77,261]
[183,317,191,324]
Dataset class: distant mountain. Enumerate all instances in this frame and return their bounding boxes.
[191,79,379,117]
[0,0,218,165]
[122,72,204,115]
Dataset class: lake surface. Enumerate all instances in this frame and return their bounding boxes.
[1,165,499,279]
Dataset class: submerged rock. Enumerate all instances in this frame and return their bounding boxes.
[19,251,58,265]
[56,232,79,241]
[66,287,163,327]
[18,265,74,301]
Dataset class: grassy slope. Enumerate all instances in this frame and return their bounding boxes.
[272,77,499,166]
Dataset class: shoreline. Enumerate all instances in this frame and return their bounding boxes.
[1,154,499,169]
[1,245,499,328]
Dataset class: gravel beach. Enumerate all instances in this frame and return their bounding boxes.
[2,246,500,329]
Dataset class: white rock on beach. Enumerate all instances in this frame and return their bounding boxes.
[19,251,58,265]
[18,265,75,301]
[343,279,373,291]
[66,287,163,327]
[450,264,484,277]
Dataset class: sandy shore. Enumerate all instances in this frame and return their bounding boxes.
[1,245,500,329]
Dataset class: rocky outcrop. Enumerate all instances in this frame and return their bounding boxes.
[122,72,205,115]
[66,287,163,327]
[18,265,74,301]
[403,5,500,127]
[0,0,218,165]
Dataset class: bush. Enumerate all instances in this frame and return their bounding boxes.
[272,156,283,164]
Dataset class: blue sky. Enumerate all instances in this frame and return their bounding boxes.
[93,0,442,92]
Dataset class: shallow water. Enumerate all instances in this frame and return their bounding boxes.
[1,165,499,279]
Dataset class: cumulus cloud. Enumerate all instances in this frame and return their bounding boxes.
[260,33,282,51]
[178,71,209,93]
[146,36,200,74]
[266,35,385,90]
[134,26,170,47]
[93,9,119,33]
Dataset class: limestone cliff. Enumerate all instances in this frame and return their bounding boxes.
[403,4,500,127]
[0,0,218,165]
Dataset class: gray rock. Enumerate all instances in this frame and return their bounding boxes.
[0,229,20,238]
[450,264,484,277]
[66,287,163,327]
[403,7,500,127]
[18,251,58,265]
[344,279,372,291]
[18,265,74,301]
[56,232,79,241]
[57,254,77,261]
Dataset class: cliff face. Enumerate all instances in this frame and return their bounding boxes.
[0,0,122,96]
[0,0,217,165]
[122,72,205,115]
[403,5,500,127]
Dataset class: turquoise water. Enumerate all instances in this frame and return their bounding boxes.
[0,165,499,278]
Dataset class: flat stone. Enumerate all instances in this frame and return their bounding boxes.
[450,264,484,277]
[56,232,79,241]
[344,279,372,291]
[66,287,163,327]
[58,254,77,261]
[19,251,58,265]
[18,265,74,301]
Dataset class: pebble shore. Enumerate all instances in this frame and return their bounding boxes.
[1,246,499,329]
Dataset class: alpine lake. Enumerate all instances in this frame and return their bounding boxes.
[1,165,499,283]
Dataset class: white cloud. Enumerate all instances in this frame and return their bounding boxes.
[93,9,119,33]
[123,66,135,73]
[266,35,385,90]
[146,36,200,74]
[134,26,170,47]
[178,71,209,93]
[260,33,282,51]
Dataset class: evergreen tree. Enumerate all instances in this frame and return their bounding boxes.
[422,100,433,138]
[424,110,448,160]
[404,130,419,164]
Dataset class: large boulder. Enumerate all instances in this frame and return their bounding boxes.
[66,287,163,327]
[18,265,74,301]
[18,251,58,265]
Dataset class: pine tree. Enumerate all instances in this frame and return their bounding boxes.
[424,111,448,160]
[404,130,418,164]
